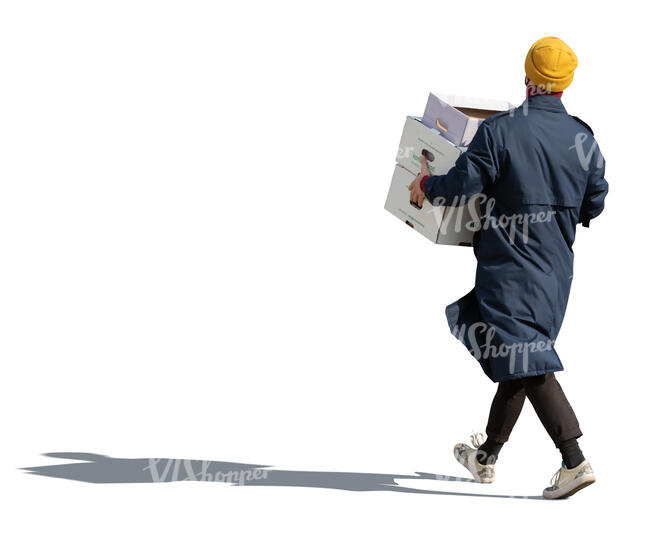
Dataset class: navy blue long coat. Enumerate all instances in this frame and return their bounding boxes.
[422,95,608,382]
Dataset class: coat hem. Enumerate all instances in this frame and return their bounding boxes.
[488,364,564,383]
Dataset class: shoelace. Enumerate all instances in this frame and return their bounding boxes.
[470,431,485,449]
[550,467,563,487]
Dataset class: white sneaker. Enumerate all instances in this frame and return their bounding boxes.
[543,460,596,499]
[453,432,495,483]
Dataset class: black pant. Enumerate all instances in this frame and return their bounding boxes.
[486,373,582,447]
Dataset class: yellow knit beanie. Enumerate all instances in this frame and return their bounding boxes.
[525,37,578,92]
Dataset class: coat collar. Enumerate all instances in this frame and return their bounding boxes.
[522,94,567,114]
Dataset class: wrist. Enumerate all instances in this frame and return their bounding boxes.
[419,174,430,193]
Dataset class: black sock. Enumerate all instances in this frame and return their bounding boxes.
[558,438,585,469]
[476,437,503,465]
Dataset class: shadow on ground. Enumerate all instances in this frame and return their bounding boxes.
[22,452,543,500]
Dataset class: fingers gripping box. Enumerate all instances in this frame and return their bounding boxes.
[384,163,480,246]
[386,116,480,246]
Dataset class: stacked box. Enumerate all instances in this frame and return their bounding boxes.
[385,93,514,247]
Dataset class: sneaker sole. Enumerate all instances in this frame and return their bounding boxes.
[544,475,596,499]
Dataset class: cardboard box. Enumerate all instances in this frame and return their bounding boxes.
[422,92,514,147]
[384,164,480,247]
[395,116,464,177]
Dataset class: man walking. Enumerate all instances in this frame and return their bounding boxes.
[408,37,608,499]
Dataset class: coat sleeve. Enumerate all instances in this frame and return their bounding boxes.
[422,121,499,206]
[578,151,608,228]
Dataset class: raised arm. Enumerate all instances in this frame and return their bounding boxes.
[421,121,500,206]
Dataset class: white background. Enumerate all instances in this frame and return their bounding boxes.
[1,0,647,534]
